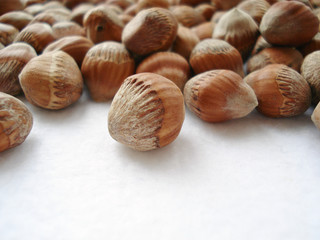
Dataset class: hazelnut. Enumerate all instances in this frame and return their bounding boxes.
[136,51,191,90]
[259,1,319,46]
[122,7,178,56]
[83,5,124,44]
[0,92,33,152]
[43,35,93,67]
[236,0,271,24]
[311,101,320,129]
[0,0,24,16]
[245,64,311,118]
[213,8,259,61]
[298,32,320,57]
[170,5,206,28]
[70,3,95,26]
[13,22,55,54]
[184,69,258,123]
[0,11,33,31]
[191,21,213,41]
[195,3,217,21]
[136,0,170,12]
[189,38,244,77]
[52,21,85,39]
[171,24,200,60]
[246,47,304,74]
[81,41,135,101]
[211,0,242,10]
[300,50,320,105]
[0,23,19,46]
[19,51,83,110]
[0,42,37,96]
[250,35,272,56]
[108,73,185,151]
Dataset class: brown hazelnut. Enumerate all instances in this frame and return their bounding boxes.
[122,7,178,56]
[136,51,191,90]
[19,51,83,110]
[260,1,319,46]
[0,92,33,152]
[189,38,244,77]
[184,69,258,122]
[108,72,185,151]
[0,43,37,96]
[245,64,311,118]
[81,41,135,101]
[0,23,19,46]
[0,11,33,31]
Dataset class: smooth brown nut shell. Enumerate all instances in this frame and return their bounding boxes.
[236,0,270,24]
[184,69,258,122]
[81,41,135,102]
[122,7,178,56]
[189,38,244,77]
[259,1,319,46]
[136,51,190,90]
[0,0,24,16]
[170,5,206,28]
[52,21,85,39]
[0,92,33,152]
[108,72,185,151]
[300,50,320,105]
[70,3,95,26]
[298,32,320,57]
[191,21,213,41]
[19,51,83,110]
[246,47,304,74]
[245,64,311,118]
[0,43,37,96]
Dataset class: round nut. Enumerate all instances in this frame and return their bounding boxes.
[122,7,178,56]
[184,69,258,122]
[19,51,83,110]
[81,41,135,102]
[0,92,33,152]
[259,1,319,46]
[245,64,311,118]
[108,73,185,151]
[0,42,37,96]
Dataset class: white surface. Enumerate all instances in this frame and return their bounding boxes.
[0,90,320,240]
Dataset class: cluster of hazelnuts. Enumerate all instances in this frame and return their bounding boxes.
[1,0,320,152]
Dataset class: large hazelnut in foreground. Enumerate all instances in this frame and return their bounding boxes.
[0,92,33,152]
[108,73,185,151]
[19,51,83,110]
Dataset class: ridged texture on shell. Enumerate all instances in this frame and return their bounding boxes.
[246,47,303,74]
[213,8,259,61]
[81,41,135,101]
[136,51,190,90]
[13,22,55,54]
[83,6,124,44]
[122,7,178,56]
[108,73,185,151]
[184,69,258,122]
[300,50,320,105]
[43,35,93,67]
[0,92,33,152]
[260,1,319,46]
[245,64,311,117]
[0,43,37,96]
[19,51,83,110]
[189,38,244,77]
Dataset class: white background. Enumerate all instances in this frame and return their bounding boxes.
[0,90,319,240]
